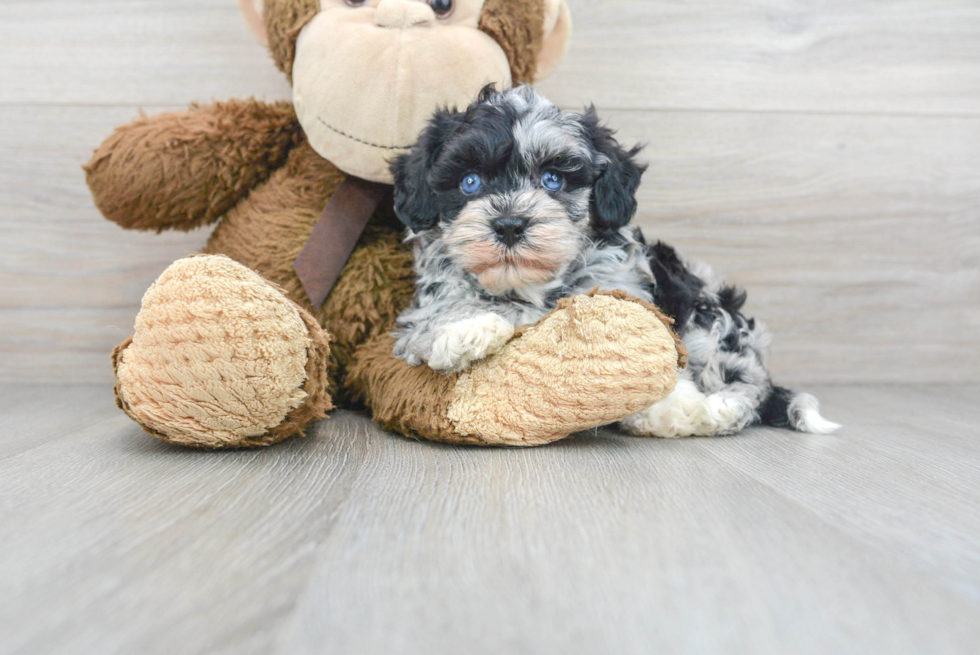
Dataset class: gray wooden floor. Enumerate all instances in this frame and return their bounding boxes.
[1,384,977,655]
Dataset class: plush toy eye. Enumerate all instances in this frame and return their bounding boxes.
[344,0,366,6]
[428,0,454,18]
[460,174,483,195]
[541,171,564,191]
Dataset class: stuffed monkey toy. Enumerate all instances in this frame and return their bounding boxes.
[85,0,684,448]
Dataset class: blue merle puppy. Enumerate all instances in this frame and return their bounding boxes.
[389,85,839,438]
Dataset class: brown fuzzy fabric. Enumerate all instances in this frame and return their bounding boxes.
[479,0,546,84]
[111,337,137,421]
[204,140,417,402]
[85,100,302,232]
[110,337,132,378]
[260,307,335,446]
[317,216,416,397]
[348,289,687,448]
[198,137,444,441]
[346,335,469,444]
[204,140,345,290]
[264,0,321,80]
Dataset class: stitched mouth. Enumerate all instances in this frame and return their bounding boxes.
[317,116,414,151]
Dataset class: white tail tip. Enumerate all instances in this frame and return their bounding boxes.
[789,393,842,434]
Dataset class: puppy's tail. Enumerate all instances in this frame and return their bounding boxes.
[759,386,841,434]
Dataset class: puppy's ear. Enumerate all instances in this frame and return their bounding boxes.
[392,108,465,232]
[580,107,646,233]
[477,83,499,104]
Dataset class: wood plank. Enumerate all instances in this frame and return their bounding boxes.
[2,1,979,116]
[695,385,980,601]
[0,400,371,655]
[0,0,291,107]
[0,104,210,383]
[274,388,980,655]
[609,109,980,385]
[0,308,146,384]
[542,0,980,115]
[2,106,976,384]
[0,384,111,458]
[2,385,978,655]
[0,385,978,654]
[0,103,210,313]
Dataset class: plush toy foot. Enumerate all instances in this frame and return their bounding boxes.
[112,255,333,448]
[349,290,687,447]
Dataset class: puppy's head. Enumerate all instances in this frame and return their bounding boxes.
[392,85,645,294]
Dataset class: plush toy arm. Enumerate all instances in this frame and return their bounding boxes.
[350,291,685,447]
[84,99,303,232]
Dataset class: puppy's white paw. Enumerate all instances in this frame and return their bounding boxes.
[621,380,752,438]
[428,314,515,373]
[621,380,706,438]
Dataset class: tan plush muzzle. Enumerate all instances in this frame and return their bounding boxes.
[292,1,512,183]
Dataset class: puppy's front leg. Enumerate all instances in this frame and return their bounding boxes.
[428,314,515,373]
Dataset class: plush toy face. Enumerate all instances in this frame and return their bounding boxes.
[294,0,511,183]
[258,0,571,184]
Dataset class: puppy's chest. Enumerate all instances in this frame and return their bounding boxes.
[483,247,657,328]
[413,231,657,328]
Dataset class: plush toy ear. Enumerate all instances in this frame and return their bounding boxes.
[262,0,321,79]
[391,108,466,233]
[238,0,269,46]
[579,107,646,233]
[535,0,572,81]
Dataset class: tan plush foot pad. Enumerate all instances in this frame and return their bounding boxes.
[112,255,333,448]
[350,289,685,447]
[448,290,686,446]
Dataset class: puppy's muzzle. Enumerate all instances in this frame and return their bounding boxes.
[492,215,529,247]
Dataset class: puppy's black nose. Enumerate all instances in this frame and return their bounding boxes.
[492,216,528,247]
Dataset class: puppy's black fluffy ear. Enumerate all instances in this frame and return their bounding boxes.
[580,107,646,233]
[391,107,465,232]
[476,82,499,104]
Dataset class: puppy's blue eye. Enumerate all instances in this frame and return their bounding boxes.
[461,174,483,195]
[541,171,563,191]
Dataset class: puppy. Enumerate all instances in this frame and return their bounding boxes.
[389,85,839,437]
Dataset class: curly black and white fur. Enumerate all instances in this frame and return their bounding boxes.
[389,85,839,437]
